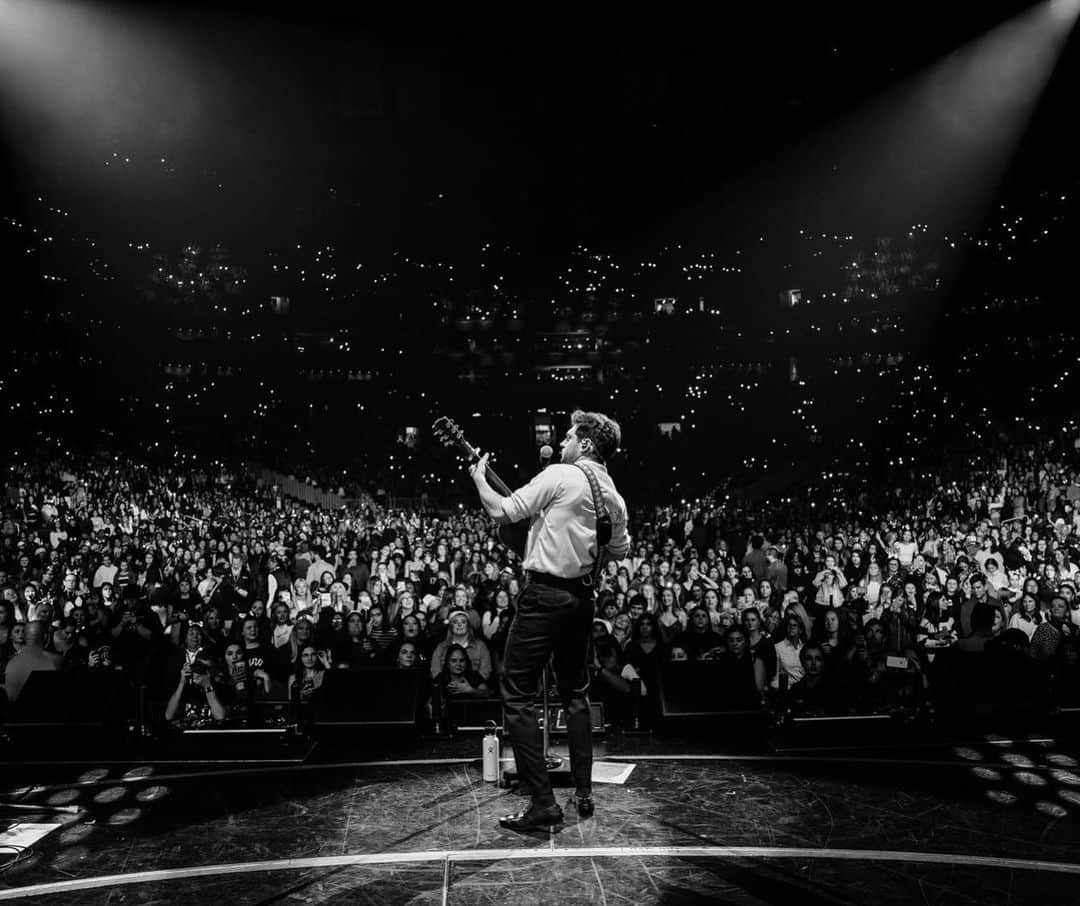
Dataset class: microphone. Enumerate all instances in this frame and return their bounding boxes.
[539,445,554,468]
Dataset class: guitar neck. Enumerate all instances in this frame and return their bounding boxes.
[434,418,517,500]
[483,464,513,498]
[461,443,512,498]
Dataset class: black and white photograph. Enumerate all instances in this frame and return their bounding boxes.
[1,2,1080,903]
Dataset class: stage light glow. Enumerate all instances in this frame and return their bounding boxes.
[1049,0,1080,25]
[925,0,1079,146]
[0,0,206,173]
[92,786,128,805]
[56,823,96,846]
[1034,801,1068,818]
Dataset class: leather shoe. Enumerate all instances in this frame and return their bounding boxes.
[574,794,595,818]
[498,804,564,831]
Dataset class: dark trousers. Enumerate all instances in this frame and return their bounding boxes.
[501,580,594,809]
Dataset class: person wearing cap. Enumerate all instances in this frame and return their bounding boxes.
[469,409,629,831]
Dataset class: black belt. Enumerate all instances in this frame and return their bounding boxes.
[526,570,592,592]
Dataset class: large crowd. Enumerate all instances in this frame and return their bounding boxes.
[2,433,1080,737]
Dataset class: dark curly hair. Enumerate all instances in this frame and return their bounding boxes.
[571,410,622,461]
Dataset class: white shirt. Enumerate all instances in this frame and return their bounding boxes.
[772,638,805,688]
[93,564,118,589]
[306,558,335,589]
[1008,612,1039,641]
[894,541,917,566]
[500,461,630,580]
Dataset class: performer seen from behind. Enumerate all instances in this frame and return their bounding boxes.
[469,409,630,831]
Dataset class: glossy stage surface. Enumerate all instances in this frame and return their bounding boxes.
[3,733,1080,905]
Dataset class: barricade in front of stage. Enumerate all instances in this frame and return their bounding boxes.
[3,653,1078,762]
[1,671,309,763]
[772,648,1077,751]
[654,655,1078,749]
[430,662,770,738]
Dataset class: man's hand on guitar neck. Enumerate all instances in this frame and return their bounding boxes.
[467,452,490,486]
[469,452,511,524]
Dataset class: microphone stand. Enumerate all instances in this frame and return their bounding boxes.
[535,446,559,767]
[540,657,563,771]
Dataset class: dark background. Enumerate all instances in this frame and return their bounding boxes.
[4,2,1076,250]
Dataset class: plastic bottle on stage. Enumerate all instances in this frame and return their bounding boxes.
[482,720,501,782]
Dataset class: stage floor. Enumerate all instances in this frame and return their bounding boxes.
[2,733,1080,905]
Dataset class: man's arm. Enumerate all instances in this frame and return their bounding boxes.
[469,453,557,526]
[605,505,631,562]
[470,458,513,525]
[165,665,190,721]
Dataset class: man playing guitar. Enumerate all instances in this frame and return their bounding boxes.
[468,410,630,831]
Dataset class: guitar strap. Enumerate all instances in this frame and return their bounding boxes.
[574,462,612,588]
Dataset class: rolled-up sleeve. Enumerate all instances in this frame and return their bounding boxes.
[500,471,561,523]
[607,503,631,560]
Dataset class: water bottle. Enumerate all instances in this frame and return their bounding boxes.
[482,720,500,782]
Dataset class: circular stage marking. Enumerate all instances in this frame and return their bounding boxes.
[1,845,1080,900]
[10,750,1080,797]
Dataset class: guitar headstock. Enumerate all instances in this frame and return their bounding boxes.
[432,416,474,459]
[432,415,511,498]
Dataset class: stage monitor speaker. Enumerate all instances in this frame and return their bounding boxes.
[447,697,503,730]
[657,661,763,718]
[448,700,604,733]
[497,703,605,733]
[8,669,130,726]
[550,703,605,733]
[311,667,423,726]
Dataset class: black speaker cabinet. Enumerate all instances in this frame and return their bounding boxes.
[8,669,130,726]
[311,667,423,726]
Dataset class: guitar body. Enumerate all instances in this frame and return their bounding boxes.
[433,416,532,560]
[498,522,529,560]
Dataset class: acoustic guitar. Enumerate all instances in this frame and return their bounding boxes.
[432,416,531,558]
